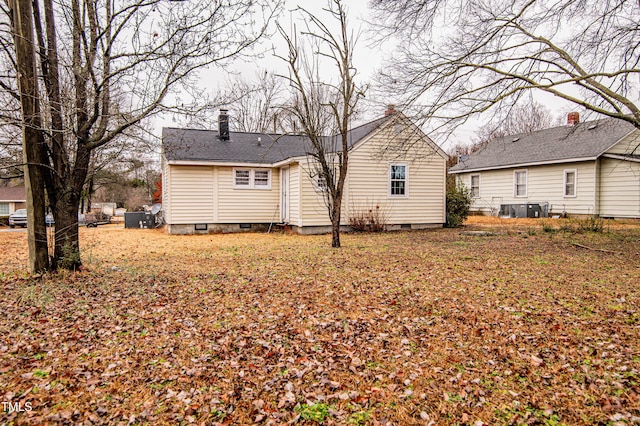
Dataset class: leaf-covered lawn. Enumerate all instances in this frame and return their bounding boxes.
[0,221,639,425]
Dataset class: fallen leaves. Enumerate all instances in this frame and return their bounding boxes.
[0,224,639,424]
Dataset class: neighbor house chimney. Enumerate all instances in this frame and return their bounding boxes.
[219,109,229,140]
[385,104,397,116]
[567,111,580,126]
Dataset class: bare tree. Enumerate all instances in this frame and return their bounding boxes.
[224,72,287,133]
[9,0,49,272]
[279,0,365,248]
[3,0,281,270]
[472,101,558,150]
[370,0,640,139]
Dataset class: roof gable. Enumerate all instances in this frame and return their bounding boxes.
[163,115,393,165]
[449,118,636,173]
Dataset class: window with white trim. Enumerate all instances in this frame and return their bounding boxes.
[470,174,480,198]
[389,164,407,197]
[514,170,527,197]
[254,170,270,188]
[564,169,577,197]
[233,168,271,189]
[316,175,328,192]
[234,169,251,187]
[0,203,9,216]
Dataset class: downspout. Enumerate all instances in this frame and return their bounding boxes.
[594,157,601,217]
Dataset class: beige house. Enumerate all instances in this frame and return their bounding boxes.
[161,109,448,234]
[0,186,26,218]
[449,115,640,218]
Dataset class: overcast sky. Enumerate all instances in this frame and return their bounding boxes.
[155,1,579,152]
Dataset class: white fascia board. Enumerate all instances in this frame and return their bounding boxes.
[273,156,304,167]
[167,160,274,168]
[168,157,304,168]
[602,153,640,163]
[448,157,598,174]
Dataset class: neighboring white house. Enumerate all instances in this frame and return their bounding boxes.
[0,186,26,218]
[161,108,448,234]
[449,114,640,218]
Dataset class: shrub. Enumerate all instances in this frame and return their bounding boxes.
[349,201,389,232]
[446,182,472,228]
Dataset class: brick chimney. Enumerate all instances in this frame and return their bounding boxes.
[567,111,580,126]
[218,109,229,140]
[385,104,397,116]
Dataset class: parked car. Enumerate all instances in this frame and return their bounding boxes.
[8,209,54,228]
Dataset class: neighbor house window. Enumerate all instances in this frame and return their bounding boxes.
[564,169,577,197]
[470,174,480,198]
[389,164,407,197]
[0,203,9,216]
[233,168,271,189]
[514,170,527,197]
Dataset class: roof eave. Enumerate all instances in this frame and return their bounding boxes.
[167,160,276,168]
[448,156,599,174]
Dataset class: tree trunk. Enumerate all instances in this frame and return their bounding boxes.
[53,190,81,270]
[11,0,50,273]
[330,198,342,248]
[331,215,341,248]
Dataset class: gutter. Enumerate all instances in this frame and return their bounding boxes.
[448,156,598,174]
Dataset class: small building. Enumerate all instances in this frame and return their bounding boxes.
[161,108,448,234]
[449,113,640,218]
[0,186,26,218]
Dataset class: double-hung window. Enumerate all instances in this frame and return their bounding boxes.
[233,168,271,189]
[514,170,527,197]
[389,164,408,197]
[470,174,480,198]
[564,170,577,197]
[0,203,9,216]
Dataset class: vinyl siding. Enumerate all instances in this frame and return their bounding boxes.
[347,123,446,225]
[217,167,279,223]
[167,165,215,224]
[299,159,332,226]
[288,164,301,226]
[162,156,171,223]
[606,129,640,155]
[458,161,597,215]
[599,158,640,218]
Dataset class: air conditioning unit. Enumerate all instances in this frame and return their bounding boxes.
[499,203,549,218]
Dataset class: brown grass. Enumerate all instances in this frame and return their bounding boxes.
[0,223,639,425]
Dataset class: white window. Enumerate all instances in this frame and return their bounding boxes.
[514,170,527,197]
[254,170,270,188]
[470,174,480,198]
[233,168,271,189]
[234,169,251,187]
[316,175,328,192]
[389,164,408,197]
[564,169,577,197]
[0,203,9,216]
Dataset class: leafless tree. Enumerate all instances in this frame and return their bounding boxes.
[9,0,49,271]
[472,101,558,150]
[279,0,365,248]
[223,72,288,134]
[4,0,281,270]
[370,0,640,140]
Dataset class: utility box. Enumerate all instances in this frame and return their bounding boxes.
[124,212,154,228]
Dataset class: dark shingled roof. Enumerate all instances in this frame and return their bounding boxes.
[449,118,636,173]
[163,116,391,164]
[0,186,25,201]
